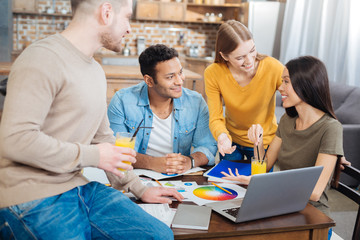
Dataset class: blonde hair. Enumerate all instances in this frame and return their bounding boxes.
[214,20,266,64]
[71,0,125,15]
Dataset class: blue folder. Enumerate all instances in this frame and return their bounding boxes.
[204,160,251,178]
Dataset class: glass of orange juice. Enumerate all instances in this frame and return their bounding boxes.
[115,132,136,172]
[251,157,266,175]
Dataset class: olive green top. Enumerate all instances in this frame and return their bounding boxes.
[276,113,343,215]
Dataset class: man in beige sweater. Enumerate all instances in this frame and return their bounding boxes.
[0,0,182,239]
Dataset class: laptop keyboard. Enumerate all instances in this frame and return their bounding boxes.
[223,207,240,217]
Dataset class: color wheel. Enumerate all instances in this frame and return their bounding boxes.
[193,186,238,201]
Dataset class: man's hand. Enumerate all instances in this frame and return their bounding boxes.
[217,133,236,156]
[165,153,191,174]
[97,142,136,178]
[141,186,184,204]
[340,156,351,170]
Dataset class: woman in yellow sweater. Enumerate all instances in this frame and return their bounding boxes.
[204,20,284,162]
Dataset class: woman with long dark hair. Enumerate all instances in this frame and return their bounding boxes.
[223,57,343,237]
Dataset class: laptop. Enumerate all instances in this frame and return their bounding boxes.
[205,166,323,223]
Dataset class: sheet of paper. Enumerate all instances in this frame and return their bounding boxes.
[138,203,176,227]
[185,183,247,206]
[207,176,240,184]
[133,167,205,180]
[141,179,198,202]
[82,167,110,184]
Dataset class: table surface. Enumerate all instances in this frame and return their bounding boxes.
[169,174,335,240]
[0,62,203,81]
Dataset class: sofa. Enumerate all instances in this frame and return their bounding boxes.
[275,82,360,186]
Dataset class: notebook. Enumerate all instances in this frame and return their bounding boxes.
[171,204,212,230]
[205,166,323,223]
[204,160,251,178]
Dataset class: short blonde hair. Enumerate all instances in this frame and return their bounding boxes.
[71,0,125,15]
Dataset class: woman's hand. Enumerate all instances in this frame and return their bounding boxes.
[221,168,251,185]
[217,133,236,156]
[340,156,351,170]
[247,124,263,146]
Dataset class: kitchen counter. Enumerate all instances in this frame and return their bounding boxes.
[0,62,202,81]
[0,62,203,103]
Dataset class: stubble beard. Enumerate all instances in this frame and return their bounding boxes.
[100,32,122,53]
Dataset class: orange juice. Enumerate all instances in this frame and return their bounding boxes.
[251,159,266,175]
[115,132,136,172]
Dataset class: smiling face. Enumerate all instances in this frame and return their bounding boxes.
[148,57,185,100]
[100,0,132,52]
[279,68,303,108]
[220,39,257,74]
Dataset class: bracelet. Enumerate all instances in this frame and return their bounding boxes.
[189,156,195,168]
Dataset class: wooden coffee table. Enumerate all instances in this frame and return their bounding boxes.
[170,174,334,240]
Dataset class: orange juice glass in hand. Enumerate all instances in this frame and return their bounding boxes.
[251,157,266,175]
[115,132,136,172]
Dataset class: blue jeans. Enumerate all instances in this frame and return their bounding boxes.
[220,143,254,163]
[0,182,173,240]
[220,143,273,172]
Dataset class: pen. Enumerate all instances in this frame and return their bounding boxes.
[211,182,232,195]
[155,179,163,187]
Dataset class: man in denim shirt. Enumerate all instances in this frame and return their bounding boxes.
[108,44,217,174]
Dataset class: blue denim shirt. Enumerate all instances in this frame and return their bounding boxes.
[107,82,217,165]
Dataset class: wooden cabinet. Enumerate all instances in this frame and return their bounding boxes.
[136,0,248,24]
[136,1,186,21]
[160,3,186,21]
[13,0,37,12]
[136,1,160,20]
[182,56,213,100]
[186,1,245,23]
[107,79,142,104]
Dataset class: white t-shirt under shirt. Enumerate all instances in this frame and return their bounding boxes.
[146,112,173,157]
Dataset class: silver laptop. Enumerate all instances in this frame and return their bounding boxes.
[205,166,323,223]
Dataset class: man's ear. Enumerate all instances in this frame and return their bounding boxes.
[219,52,228,62]
[99,2,113,25]
[144,75,154,87]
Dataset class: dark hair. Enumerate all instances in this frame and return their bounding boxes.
[285,56,336,119]
[214,20,266,64]
[138,44,179,83]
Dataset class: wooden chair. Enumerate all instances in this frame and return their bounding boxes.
[331,158,360,240]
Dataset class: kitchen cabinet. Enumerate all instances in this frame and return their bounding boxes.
[136,1,160,20]
[182,56,213,100]
[186,1,246,24]
[136,0,248,25]
[160,2,186,21]
[136,1,186,21]
[12,0,37,12]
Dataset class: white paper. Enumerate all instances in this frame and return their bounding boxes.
[140,179,198,202]
[138,203,176,227]
[82,167,110,184]
[207,176,241,184]
[185,183,247,206]
[133,167,205,180]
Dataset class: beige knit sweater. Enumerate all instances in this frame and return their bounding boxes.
[0,34,147,208]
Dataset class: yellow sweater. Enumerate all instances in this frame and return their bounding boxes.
[204,56,284,147]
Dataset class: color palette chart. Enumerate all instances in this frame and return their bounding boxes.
[193,186,238,201]
[188,184,246,205]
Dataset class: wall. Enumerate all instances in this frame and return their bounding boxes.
[12,0,218,57]
[0,0,12,111]
[1,0,12,61]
